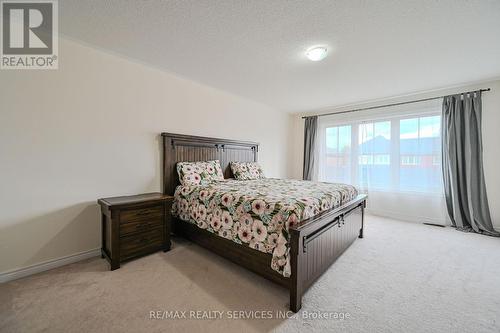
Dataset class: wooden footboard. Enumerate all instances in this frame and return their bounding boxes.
[288,194,366,311]
[172,194,366,312]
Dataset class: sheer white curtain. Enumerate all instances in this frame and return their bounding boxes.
[317,99,448,224]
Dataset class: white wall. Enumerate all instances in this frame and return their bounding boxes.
[0,38,290,274]
[289,79,500,230]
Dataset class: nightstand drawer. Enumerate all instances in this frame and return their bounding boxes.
[120,206,163,224]
[120,228,164,260]
[120,217,163,237]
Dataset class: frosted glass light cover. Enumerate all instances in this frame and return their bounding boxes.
[306,47,328,61]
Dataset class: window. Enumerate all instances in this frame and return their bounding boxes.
[318,107,442,194]
[399,115,441,192]
[374,154,390,165]
[358,155,372,165]
[358,121,392,189]
[401,155,421,166]
[359,154,390,165]
[322,125,351,183]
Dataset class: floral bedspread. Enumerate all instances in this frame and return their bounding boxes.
[172,178,358,277]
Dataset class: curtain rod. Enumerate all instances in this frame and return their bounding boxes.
[302,88,491,119]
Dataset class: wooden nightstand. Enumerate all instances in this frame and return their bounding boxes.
[97,193,172,270]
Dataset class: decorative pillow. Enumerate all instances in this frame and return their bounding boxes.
[230,162,265,180]
[177,160,224,186]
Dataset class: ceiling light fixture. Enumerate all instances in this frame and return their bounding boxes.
[306,46,328,61]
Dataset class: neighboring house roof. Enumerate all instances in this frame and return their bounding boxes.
[399,136,440,155]
[328,136,440,155]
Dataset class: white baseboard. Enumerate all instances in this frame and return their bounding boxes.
[366,208,448,226]
[0,248,101,283]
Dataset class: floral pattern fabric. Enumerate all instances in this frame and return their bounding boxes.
[230,161,265,180]
[172,178,358,277]
[176,160,224,186]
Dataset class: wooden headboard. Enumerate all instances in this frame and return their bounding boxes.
[161,133,259,195]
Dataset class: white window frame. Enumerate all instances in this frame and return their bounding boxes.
[318,111,442,194]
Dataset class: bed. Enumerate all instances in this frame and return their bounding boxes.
[161,132,367,312]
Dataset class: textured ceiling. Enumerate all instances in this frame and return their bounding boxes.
[60,0,500,112]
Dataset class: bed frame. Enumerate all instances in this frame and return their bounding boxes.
[161,132,367,312]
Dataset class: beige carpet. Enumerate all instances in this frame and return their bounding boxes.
[1,215,500,333]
